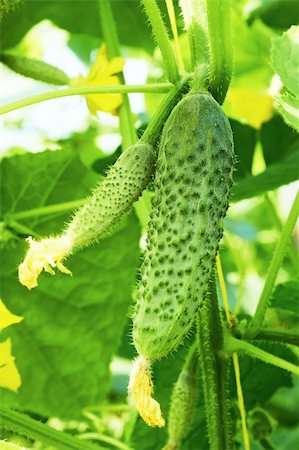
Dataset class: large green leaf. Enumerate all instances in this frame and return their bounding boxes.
[230,119,257,178]
[231,149,299,202]
[0,0,154,52]
[0,149,140,420]
[271,26,299,97]
[275,92,299,132]
[260,115,299,166]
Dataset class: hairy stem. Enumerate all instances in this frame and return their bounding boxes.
[141,0,179,83]
[206,0,233,104]
[166,0,184,71]
[0,405,103,450]
[245,190,299,339]
[0,83,172,116]
[225,335,299,376]
[216,254,250,450]
[179,0,209,69]
[141,76,190,145]
[197,279,234,450]
[254,327,299,346]
[99,0,136,148]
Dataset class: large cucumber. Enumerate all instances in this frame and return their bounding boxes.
[133,92,234,360]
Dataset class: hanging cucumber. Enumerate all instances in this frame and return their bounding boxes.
[129,91,235,427]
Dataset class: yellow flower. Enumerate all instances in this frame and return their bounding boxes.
[0,300,23,392]
[18,236,73,290]
[70,45,125,115]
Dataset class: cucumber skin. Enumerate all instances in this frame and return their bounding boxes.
[133,92,234,360]
[65,143,155,248]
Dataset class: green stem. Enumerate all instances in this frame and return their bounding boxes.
[179,0,209,69]
[0,405,103,450]
[265,193,298,268]
[251,327,299,347]
[7,199,86,221]
[141,0,179,83]
[197,278,234,450]
[0,83,171,115]
[98,0,136,148]
[245,191,299,339]
[141,76,190,145]
[77,433,132,450]
[225,336,299,376]
[206,0,232,104]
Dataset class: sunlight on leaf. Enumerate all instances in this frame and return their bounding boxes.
[224,87,273,128]
[0,299,23,330]
[70,44,124,115]
[0,339,21,392]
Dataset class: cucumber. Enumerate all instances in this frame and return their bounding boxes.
[18,142,155,289]
[64,142,155,249]
[133,92,234,360]
[1,54,69,85]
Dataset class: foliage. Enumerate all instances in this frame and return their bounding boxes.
[0,1,298,450]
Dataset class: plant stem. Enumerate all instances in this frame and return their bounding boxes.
[245,190,299,339]
[225,335,299,376]
[0,83,171,115]
[77,432,132,450]
[179,0,209,69]
[0,405,103,450]
[216,254,250,450]
[197,278,234,450]
[206,0,232,104]
[251,327,299,347]
[232,353,251,450]
[165,0,184,71]
[141,76,190,145]
[98,0,136,148]
[7,199,86,221]
[264,193,298,268]
[141,0,180,83]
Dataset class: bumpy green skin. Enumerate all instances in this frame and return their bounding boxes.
[1,54,69,85]
[64,142,155,248]
[0,0,22,20]
[133,92,234,360]
[164,367,197,450]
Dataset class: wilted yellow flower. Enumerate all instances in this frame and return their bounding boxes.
[128,356,165,428]
[70,44,125,115]
[18,236,73,290]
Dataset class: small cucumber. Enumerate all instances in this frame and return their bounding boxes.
[19,142,155,289]
[1,54,70,85]
[133,92,234,360]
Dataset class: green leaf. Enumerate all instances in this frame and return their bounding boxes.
[261,115,299,166]
[270,280,299,314]
[231,149,299,202]
[246,0,299,30]
[271,26,299,97]
[230,119,257,178]
[1,0,155,52]
[0,149,140,420]
[275,92,299,132]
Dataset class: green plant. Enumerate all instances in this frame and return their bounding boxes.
[0,1,298,450]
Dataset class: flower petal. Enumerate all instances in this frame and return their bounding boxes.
[0,300,23,330]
